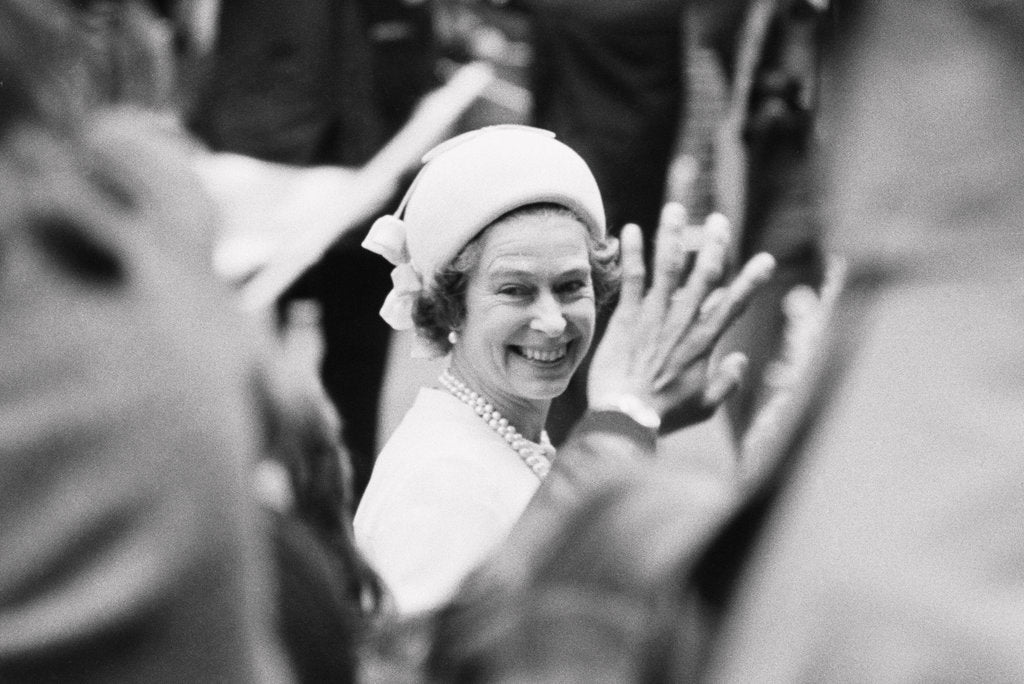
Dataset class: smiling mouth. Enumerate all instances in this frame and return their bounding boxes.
[513,343,569,363]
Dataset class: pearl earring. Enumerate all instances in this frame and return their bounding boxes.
[447,330,459,345]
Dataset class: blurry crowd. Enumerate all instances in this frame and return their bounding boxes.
[3,0,1024,682]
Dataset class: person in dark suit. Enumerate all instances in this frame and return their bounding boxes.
[190,0,439,502]
[528,0,830,448]
[518,0,690,444]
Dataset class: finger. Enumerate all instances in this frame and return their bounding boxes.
[701,251,777,344]
[616,223,646,311]
[783,284,819,320]
[663,212,730,320]
[702,351,748,408]
[588,226,643,399]
[698,286,728,322]
[649,202,688,304]
[690,212,730,290]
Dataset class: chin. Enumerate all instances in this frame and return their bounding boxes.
[512,369,577,401]
[536,380,573,401]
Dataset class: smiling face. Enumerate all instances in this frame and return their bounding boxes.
[448,207,596,419]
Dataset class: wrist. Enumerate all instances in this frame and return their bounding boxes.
[576,408,658,457]
[589,393,662,433]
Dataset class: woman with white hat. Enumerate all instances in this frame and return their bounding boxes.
[355,125,774,615]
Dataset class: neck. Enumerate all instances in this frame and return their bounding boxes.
[444,361,550,442]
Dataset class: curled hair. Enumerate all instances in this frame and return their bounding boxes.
[412,203,621,356]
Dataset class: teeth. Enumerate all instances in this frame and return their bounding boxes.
[521,345,567,362]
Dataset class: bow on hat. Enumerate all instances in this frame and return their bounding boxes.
[362,214,439,358]
[363,214,419,331]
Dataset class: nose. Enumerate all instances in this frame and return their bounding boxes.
[529,293,567,337]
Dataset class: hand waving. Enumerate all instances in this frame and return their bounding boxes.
[588,203,776,434]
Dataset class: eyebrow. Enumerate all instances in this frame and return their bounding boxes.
[486,265,592,280]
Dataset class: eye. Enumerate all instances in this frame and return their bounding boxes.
[497,283,530,297]
[555,278,589,296]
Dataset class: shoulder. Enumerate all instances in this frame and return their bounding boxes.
[355,387,538,526]
[353,389,542,613]
[374,387,516,472]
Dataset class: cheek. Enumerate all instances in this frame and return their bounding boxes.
[471,306,526,349]
[567,301,597,342]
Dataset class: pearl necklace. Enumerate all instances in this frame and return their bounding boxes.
[438,368,554,480]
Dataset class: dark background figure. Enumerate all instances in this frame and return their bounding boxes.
[525,0,686,243]
[518,0,689,443]
[521,0,830,447]
[695,0,830,443]
[189,0,440,502]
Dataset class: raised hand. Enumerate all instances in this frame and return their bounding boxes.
[588,202,776,434]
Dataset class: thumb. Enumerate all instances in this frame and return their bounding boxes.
[702,351,748,409]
